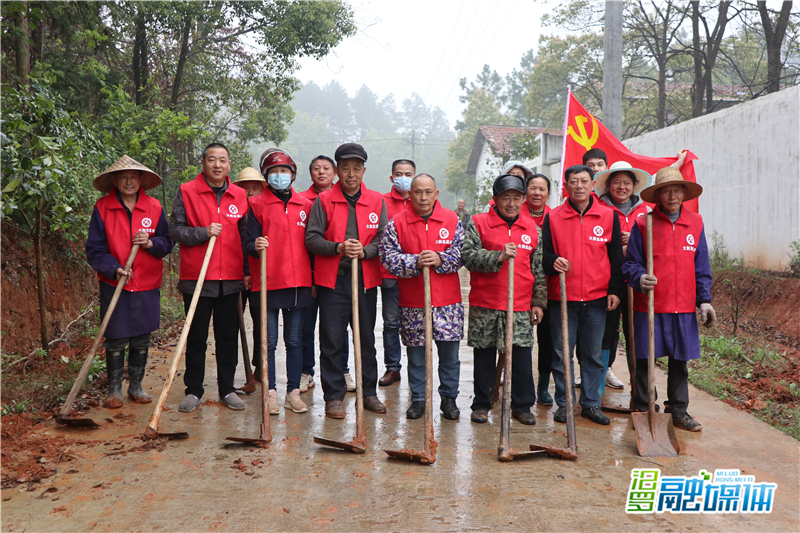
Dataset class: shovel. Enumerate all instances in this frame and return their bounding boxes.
[226,248,271,446]
[601,286,638,414]
[497,257,546,461]
[528,271,578,460]
[143,236,218,440]
[313,257,367,453]
[385,266,437,464]
[631,214,680,457]
[235,293,257,394]
[56,245,140,428]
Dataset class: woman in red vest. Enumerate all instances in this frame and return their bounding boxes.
[86,156,174,408]
[246,150,314,415]
[593,161,652,396]
[623,167,715,432]
[524,173,555,406]
[463,174,546,425]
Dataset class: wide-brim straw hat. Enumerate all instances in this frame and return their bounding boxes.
[640,166,703,204]
[594,160,652,196]
[93,155,161,193]
[234,167,265,184]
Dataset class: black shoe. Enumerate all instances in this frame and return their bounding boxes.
[440,397,460,420]
[470,409,488,423]
[671,411,702,432]
[553,406,567,423]
[581,406,610,425]
[406,401,425,419]
[512,409,536,425]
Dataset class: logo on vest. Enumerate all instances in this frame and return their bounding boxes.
[590,224,608,243]
[518,233,533,251]
[300,210,307,222]
[141,218,152,228]
[683,233,697,252]
[366,211,380,229]
[439,228,449,239]
[225,203,243,219]
[521,234,531,244]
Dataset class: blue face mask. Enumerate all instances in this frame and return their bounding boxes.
[267,172,293,191]
[393,176,412,193]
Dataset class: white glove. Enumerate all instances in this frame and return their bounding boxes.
[700,303,716,328]
[640,274,657,291]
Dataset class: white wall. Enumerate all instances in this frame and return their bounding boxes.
[623,86,800,270]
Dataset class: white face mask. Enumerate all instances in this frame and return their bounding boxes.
[267,172,292,191]
[393,176,412,193]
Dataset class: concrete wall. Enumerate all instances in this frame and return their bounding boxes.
[623,86,800,270]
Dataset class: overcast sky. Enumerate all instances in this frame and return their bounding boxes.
[295,0,553,128]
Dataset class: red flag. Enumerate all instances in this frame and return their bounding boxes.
[559,88,699,212]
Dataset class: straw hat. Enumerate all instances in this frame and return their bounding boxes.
[234,167,265,184]
[640,166,703,204]
[93,155,161,193]
[593,161,652,196]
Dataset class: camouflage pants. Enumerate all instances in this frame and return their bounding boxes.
[467,305,534,350]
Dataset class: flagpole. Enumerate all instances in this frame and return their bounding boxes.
[558,86,571,205]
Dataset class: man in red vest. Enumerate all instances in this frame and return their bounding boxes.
[379,174,464,420]
[463,174,546,425]
[305,143,389,419]
[299,155,354,394]
[542,164,624,426]
[168,143,250,413]
[377,159,416,387]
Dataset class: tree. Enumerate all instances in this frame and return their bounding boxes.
[756,0,794,92]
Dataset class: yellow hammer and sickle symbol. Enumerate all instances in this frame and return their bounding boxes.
[568,114,599,151]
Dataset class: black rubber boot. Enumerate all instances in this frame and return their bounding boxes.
[537,372,553,406]
[103,349,125,408]
[127,347,152,403]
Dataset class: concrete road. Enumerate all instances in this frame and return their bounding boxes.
[2,278,798,532]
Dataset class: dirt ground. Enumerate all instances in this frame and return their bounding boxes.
[2,283,799,532]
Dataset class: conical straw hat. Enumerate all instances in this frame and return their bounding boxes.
[93,155,162,193]
[640,166,703,204]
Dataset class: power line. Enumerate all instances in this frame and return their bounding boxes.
[422,3,465,104]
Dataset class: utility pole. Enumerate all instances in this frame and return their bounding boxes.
[410,130,416,160]
[603,0,623,138]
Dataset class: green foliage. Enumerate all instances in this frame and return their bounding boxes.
[709,231,742,272]
[0,79,106,244]
[787,240,800,278]
[1,399,32,416]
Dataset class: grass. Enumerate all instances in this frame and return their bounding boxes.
[682,333,800,441]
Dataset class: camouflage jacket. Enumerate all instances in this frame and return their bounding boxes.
[462,219,547,349]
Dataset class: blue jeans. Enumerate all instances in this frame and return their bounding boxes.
[301,299,350,376]
[381,280,402,372]
[406,341,460,402]
[250,304,304,392]
[549,300,606,409]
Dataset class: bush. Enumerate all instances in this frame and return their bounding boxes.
[788,240,800,278]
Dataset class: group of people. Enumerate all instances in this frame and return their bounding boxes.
[86,141,715,433]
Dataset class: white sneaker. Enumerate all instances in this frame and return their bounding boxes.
[344,373,356,392]
[299,373,310,393]
[268,389,279,415]
[284,389,309,413]
[606,369,624,389]
[574,374,581,388]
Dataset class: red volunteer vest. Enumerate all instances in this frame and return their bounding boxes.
[602,200,649,233]
[392,201,462,308]
[526,203,551,228]
[469,209,538,312]
[300,187,319,202]
[313,182,385,290]
[179,173,249,281]
[632,209,705,314]
[546,199,615,302]
[381,188,411,279]
[248,188,313,292]
[95,192,164,292]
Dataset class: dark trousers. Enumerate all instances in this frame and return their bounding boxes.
[471,345,536,412]
[536,307,554,377]
[632,357,689,414]
[601,289,630,368]
[104,332,151,352]
[301,298,351,376]
[380,280,402,372]
[183,289,239,399]
[317,271,378,402]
